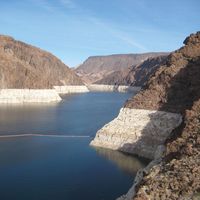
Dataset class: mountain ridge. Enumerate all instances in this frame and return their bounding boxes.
[75,52,168,84]
[95,55,168,86]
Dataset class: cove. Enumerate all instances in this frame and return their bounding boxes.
[0,92,148,200]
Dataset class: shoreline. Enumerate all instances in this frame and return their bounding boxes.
[54,85,89,94]
[87,84,141,93]
[0,89,62,103]
[90,108,182,159]
[0,85,139,104]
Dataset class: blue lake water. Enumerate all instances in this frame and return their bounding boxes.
[0,92,148,200]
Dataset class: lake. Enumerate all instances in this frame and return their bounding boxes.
[0,92,148,200]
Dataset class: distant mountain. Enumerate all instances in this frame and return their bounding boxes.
[95,55,168,86]
[75,53,168,84]
[0,35,83,89]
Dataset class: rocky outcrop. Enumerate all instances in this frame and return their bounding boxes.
[90,108,182,159]
[91,32,200,199]
[125,34,200,113]
[87,84,141,93]
[132,99,200,200]
[0,89,61,103]
[0,35,83,89]
[75,53,167,84]
[95,55,168,87]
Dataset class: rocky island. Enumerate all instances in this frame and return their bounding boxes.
[91,31,200,199]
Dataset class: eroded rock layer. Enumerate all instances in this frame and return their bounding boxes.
[90,108,182,159]
[54,85,89,94]
[87,84,141,93]
[0,89,61,103]
[133,99,200,200]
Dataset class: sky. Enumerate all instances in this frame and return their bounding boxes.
[0,0,199,67]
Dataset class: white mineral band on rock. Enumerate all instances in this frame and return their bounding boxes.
[90,108,182,159]
[0,89,61,103]
[87,84,141,92]
[54,85,89,94]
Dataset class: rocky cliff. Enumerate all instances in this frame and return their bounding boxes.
[91,31,200,199]
[0,35,83,89]
[95,55,168,86]
[131,31,200,200]
[125,33,200,113]
[75,53,167,84]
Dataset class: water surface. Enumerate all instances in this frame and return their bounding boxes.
[0,92,148,200]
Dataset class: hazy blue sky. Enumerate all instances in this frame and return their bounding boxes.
[0,0,199,67]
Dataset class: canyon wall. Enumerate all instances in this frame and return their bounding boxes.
[95,55,168,87]
[75,53,167,84]
[90,108,182,159]
[130,32,200,200]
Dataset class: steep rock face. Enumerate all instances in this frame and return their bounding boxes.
[0,35,83,89]
[119,32,200,200]
[75,53,167,84]
[95,55,168,86]
[125,32,200,113]
[133,99,200,200]
[91,108,182,159]
[94,67,131,85]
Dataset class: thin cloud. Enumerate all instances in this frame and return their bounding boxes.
[115,35,147,51]
[30,0,76,12]
[32,0,55,12]
[89,17,148,51]
[59,0,76,9]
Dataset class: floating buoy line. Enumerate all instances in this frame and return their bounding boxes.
[0,134,91,138]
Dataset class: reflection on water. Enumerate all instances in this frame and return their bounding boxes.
[94,147,150,176]
[0,103,59,135]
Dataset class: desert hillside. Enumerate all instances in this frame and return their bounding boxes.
[95,55,168,86]
[0,35,83,89]
[75,53,167,84]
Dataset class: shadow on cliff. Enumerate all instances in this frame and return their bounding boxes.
[119,56,200,160]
